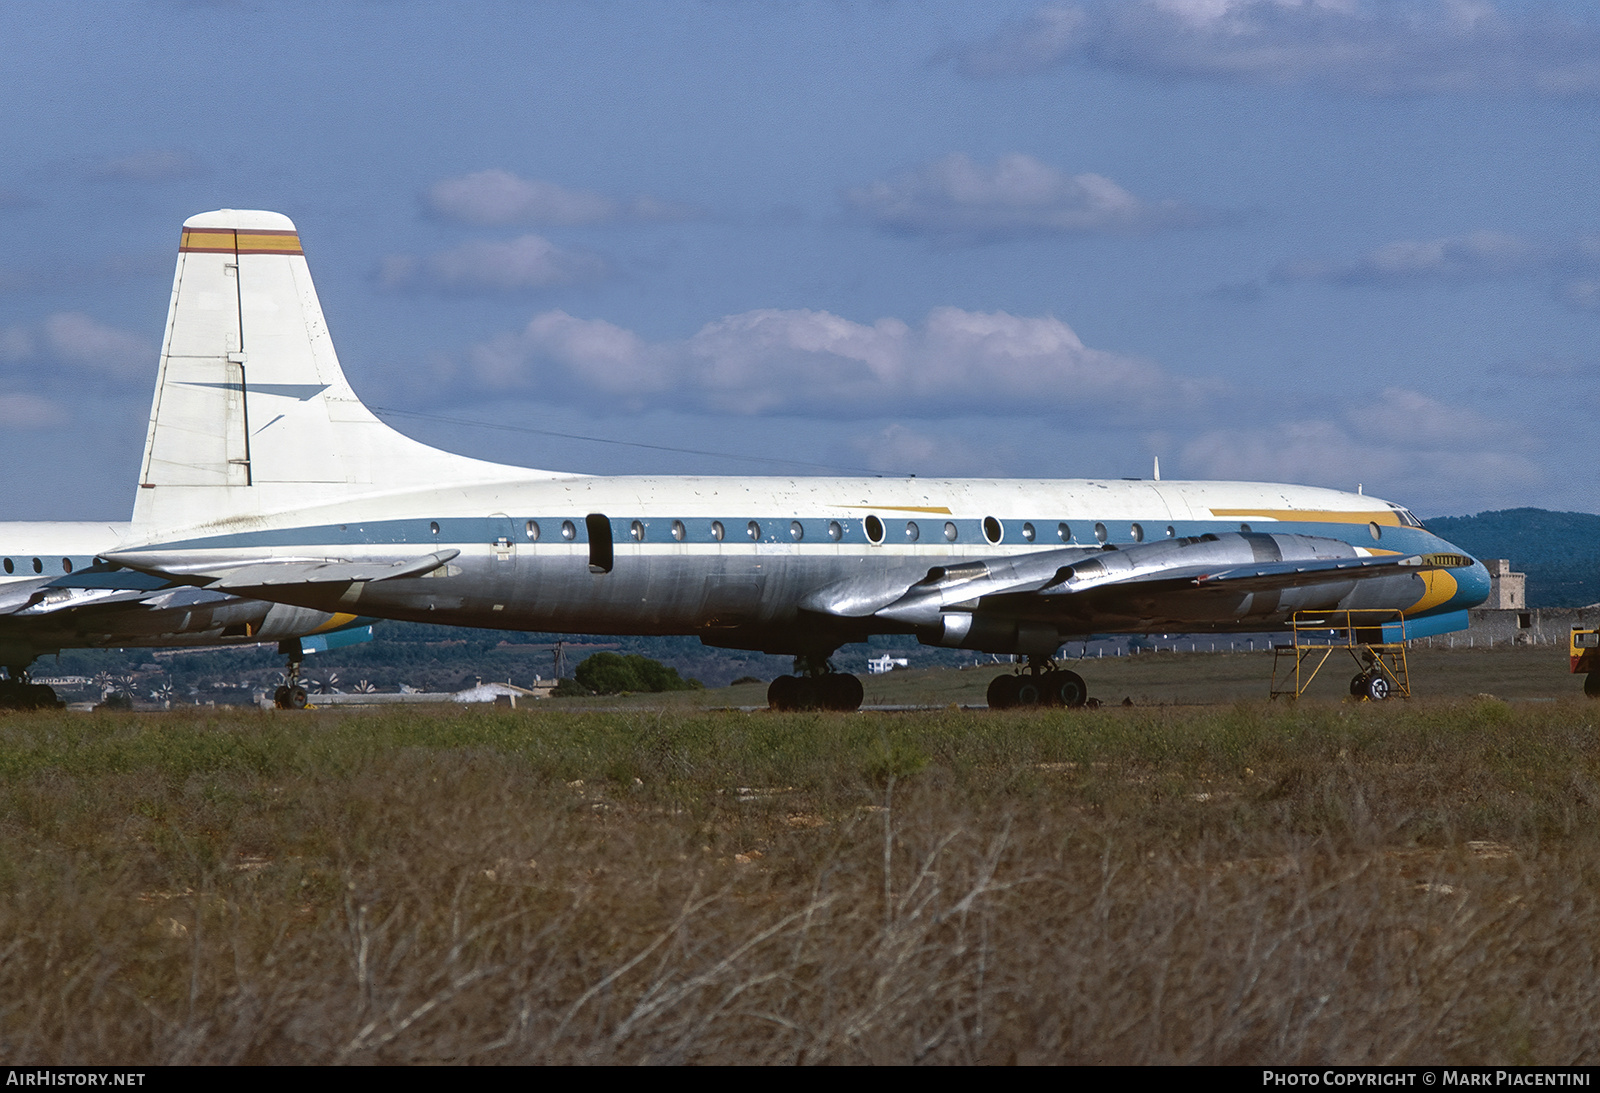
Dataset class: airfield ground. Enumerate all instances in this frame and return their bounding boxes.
[3,646,1598,1064]
[559,641,1592,709]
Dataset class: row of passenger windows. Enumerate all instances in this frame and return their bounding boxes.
[501,517,1244,546]
[1,557,74,575]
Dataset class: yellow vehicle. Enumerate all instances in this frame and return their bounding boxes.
[1572,628,1600,698]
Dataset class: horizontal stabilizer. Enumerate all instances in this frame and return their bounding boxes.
[104,549,461,589]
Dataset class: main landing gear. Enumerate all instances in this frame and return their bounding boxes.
[767,653,864,712]
[273,642,309,710]
[987,658,1089,710]
[0,666,63,711]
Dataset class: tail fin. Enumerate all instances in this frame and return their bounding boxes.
[133,210,547,532]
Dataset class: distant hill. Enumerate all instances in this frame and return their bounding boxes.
[1425,508,1600,608]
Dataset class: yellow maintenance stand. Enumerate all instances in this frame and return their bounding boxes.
[1270,609,1411,701]
[1571,627,1600,698]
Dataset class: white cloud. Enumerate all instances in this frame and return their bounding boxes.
[1275,231,1600,309]
[1276,231,1541,284]
[1178,386,1546,511]
[849,423,993,476]
[380,235,607,293]
[0,394,66,429]
[466,305,1185,418]
[0,313,151,379]
[1561,281,1600,311]
[87,149,206,182]
[426,169,698,227]
[846,154,1205,241]
[953,1,1600,97]
[41,313,152,378]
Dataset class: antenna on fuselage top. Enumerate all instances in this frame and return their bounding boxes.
[1153,456,1161,482]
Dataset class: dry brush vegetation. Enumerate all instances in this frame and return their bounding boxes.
[2,698,1600,1064]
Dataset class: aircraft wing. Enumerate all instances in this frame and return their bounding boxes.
[829,534,1476,628]
[0,566,176,617]
[103,549,461,590]
[1034,550,1474,597]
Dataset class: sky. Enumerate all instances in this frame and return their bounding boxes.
[2,0,1598,522]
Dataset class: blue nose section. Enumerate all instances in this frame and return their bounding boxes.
[1449,558,1491,612]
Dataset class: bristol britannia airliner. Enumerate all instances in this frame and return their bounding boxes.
[54,210,1489,710]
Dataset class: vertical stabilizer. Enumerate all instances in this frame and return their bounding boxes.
[133,210,544,533]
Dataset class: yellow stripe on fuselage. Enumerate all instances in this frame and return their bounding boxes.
[1209,508,1402,526]
[1408,569,1459,614]
[310,612,359,634]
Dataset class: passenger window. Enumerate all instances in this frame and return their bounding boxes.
[1240,523,1251,533]
[711,521,725,541]
[827,520,843,541]
[630,520,645,542]
[905,521,919,542]
[1165,525,1175,538]
[1021,522,1036,542]
[864,515,885,544]
[525,520,540,540]
[789,520,804,542]
[1057,523,1071,543]
[429,521,440,536]
[983,517,1002,544]
[31,558,41,573]
[671,520,686,542]
[2,558,11,574]
[1131,523,1144,542]
[561,520,576,541]
[61,558,72,574]
[943,521,958,542]
[1369,522,1381,540]
[746,520,761,541]
[1093,523,1107,545]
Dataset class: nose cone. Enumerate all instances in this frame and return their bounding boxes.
[1450,557,1491,612]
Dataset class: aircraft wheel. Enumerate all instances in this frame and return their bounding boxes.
[28,684,62,710]
[768,675,799,710]
[1361,673,1392,702]
[1047,670,1088,709]
[1014,676,1044,706]
[1350,673,1368,697]
[273,686,291,710]
[987,674,1020,710]
[820,673,864,711]
[1585,673,1600,699]
[287,686,309,710]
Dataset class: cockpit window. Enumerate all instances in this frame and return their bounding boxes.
[1389,506,1427,529]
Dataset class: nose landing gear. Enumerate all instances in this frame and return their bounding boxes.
[273,642,309,710]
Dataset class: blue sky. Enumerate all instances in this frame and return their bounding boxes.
[3,0,1597,521]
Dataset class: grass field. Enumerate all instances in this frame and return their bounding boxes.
[3,653,1599,1064]
[562,642,1593,710]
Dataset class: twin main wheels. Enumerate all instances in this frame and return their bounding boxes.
[767,673,865,711]
[987,670,1088,709]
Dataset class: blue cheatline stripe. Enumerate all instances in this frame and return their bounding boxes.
[127,517,1446,554]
